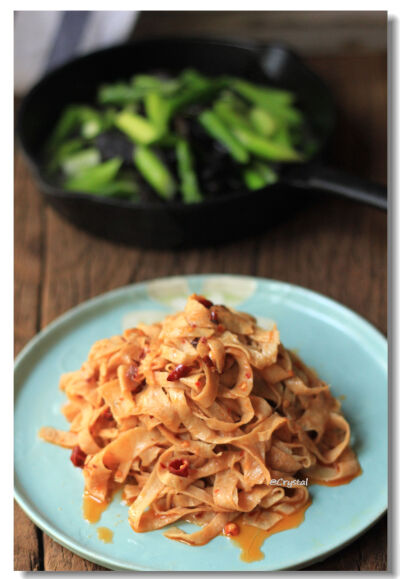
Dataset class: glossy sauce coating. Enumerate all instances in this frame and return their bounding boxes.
[230,501,311,563]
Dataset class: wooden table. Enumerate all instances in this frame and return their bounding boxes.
[14,51,387,571]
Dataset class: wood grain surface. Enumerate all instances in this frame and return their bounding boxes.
[14,47,387,571]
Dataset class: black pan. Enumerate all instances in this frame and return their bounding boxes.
[17,38,387,248]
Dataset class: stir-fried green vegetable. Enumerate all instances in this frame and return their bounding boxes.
[133,146,176,200]
[45,69,312,203]
[176,139,203,203]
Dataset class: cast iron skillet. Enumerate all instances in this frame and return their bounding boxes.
[17,38,387,249]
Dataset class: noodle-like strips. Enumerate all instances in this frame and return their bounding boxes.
[39,294,360,546]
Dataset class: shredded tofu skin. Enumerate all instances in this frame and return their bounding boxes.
[39,294,360,546]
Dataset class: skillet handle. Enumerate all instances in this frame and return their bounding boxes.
[284,164,387,211]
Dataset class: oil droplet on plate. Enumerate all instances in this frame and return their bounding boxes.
[230,502,311,563]
[97,527,113,543]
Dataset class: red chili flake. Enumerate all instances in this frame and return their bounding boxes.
[200,337,207,344]
[223,522,240,537]
[196,295,214,309]
[217,324,225,333]
[139,350,146,360]
[103,408,113,420]
[70,445,86,468]
[210,309,219,324]
[195,379,202,387]
[160,463,166,469]
[126,364,138,382]
[167,364,191,381]
[168,458,190,477]
[245,372,252,379]
[202,355,213,368]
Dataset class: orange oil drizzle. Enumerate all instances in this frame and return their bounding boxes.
[83,484,122,523]
[309,466,362,487]
[97,527,114,543]
[82,467,361,559]
[230,501,311,563]
[83,492,111,524]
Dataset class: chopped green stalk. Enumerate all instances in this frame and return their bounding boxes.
[98,83,146,106]
[273,126,292,147]
[145,92,171,135]
[133,146,176,199]
[199,110,249,164]
[168,84,215,116]
[179,69,210,87]
[132,75,181,95]
[249,107,277,137]
[231,78,294,106]
[114,110,160,145]
[176,139,203,203]
[256,162,278,184]
[64,158,122,193]
[47,105,109,153]
[168,72,224,115]
[47,138,85,174]
[213,100,252,131]
[46,106,84,152]
[93,179,139,198]
[81,118,102,139]
[231,79,302,125]
[243,162,278,190]
[233,126,302,162]
[243,168,266,190]
[61,148,101,177]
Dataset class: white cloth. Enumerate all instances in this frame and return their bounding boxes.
[14,11,139,95]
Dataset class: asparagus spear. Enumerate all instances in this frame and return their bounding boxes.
[176,139,203,203]
[61,148,101,177]
[98,82,146,106]
[233,126,302,162]
[133,146,176,200]
[231,78,302,125]
[199,110,249,164]
[47,138,85,174]
[249,107,277,137]
[145,92,171,135]
[114,110,160,145]
[132,74,181,95]
[64,158,122,193]
[243,162,278,190]
[93,179,139,198]
[213,100,252,131]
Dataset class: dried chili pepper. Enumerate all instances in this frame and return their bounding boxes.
[70,445,86,468]
[168,458,190,477]
[167,364,191,381]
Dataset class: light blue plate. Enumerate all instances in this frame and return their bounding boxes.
[14,275,387,571]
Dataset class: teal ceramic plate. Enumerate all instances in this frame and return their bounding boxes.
[14,275,388,571]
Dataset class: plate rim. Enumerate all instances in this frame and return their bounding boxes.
[14,274,388,571]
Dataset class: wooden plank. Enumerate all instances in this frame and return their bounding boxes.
[15,51,387,571]
[133,11,387,55]
[43,534,108,571]
[14,149,44,570]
